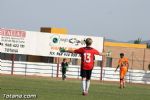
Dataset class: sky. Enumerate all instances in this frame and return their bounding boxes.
[0,0,150,42]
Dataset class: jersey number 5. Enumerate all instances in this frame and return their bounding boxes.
[84,53,91,63]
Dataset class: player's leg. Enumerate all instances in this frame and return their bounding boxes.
[64,70,66,80]
[123,68,127,88]
[123,78,125,88]
[80,69,86,95]
[122,75,125,88]
[62,72,65,80]
[86,79,90,93]
[62,69,65,80]
[85,70,92,94]
[62,70,64,80]
[120,78,123,88]
[82,77,86,95]
[120,69,124,89]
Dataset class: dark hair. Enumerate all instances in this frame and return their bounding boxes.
[120,53,124,56]
[148,64,150,70]
[85,38,93,46]
[63,58,66,61]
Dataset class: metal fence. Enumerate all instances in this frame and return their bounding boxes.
[0,60,150,84]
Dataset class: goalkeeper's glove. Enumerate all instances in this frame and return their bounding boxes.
[106,51,112,57]
[59,47,66,52]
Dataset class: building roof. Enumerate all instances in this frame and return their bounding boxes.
[104,41,147,48]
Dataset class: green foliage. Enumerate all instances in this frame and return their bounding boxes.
[148,64,150,70]
[134,38,142,44]
[147,44,150,48]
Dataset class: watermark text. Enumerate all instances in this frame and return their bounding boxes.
[3,94,37,99]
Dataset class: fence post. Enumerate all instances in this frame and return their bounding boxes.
[100,55,105,81]
[131,52,134,70]
[103,69,105,81]
[143,49,146,70]
[56,57,60,78]
[144,71,147,84]
[11,54,15,75]
[52,65,53,78]
[25,63,27,77]
[128,70,130,83]
[0,58,1,73]
[78,67,80,79]
[129,70,133,84]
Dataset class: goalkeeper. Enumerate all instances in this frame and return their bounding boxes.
[61,58,69,80]
[115,53,129,89]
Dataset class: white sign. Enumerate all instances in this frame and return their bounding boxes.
[0,28,104,60]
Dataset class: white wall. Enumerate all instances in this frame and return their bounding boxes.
[1,60,150,84]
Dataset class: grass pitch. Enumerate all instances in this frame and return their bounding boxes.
[0,75,150,100]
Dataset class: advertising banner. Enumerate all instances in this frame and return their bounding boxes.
[0,28,104,60]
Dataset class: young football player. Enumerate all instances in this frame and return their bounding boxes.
[61,58,69,80]
[60,38,106,95]
[115,53,129,89]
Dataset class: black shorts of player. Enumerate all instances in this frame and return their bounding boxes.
[80,69,92,80]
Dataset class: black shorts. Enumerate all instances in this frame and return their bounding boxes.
[62,69,66,74]
[80,69,92,80]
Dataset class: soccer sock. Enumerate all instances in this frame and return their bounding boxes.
[123,80,125,87]
[86,80,90,92]
[120,80,123,88]
[82,80,86,92]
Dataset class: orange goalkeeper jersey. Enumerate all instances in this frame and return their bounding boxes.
[118,57,129,68]
[118,57,129,79]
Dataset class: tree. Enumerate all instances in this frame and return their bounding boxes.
[147,44,150,48]
[148,64,150,70]
[134,38,142,44]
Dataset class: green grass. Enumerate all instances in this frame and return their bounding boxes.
[0,75,150,100]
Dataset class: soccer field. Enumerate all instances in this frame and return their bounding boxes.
[0,75,150,100]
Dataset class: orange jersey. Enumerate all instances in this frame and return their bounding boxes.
[118,57,129,68]
[118,57,129,79]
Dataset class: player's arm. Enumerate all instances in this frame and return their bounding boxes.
[115,65,120,72]
[101,52,107,56]
[93,49,112,57]
[60,47,82,54]
[115,59,121,72]
[59,47,75,53]
[66,49,74,53]
[125,58,129,72]
[127,61,129,72]
[100,51,112,57]
[127,64,129,71]
[93,49,104,56]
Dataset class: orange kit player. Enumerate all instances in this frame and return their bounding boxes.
[115,53,129,89]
